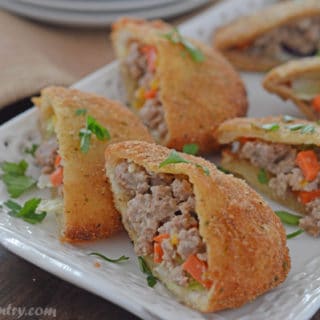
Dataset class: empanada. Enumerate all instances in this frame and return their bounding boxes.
[263,57,320,120]
[104,140,290,312]
[33,86,152,242]
[214,0,320,72]
[111,18,247,153]
[217,115,320,236]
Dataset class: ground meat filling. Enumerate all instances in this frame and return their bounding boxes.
[237,140,320,236]
[125,42,168,141]
[114,160,207,287]
[35,137,58,174]
[245,17,320,59]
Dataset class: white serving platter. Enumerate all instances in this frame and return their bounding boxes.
[0,0,319,319]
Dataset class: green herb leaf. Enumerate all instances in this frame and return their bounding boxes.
[195,164,210,176]
[275,210,301,226]
[79,116,110,153]
[286,229,304,239]
[0,160,36,198]
[4,198,46,224]
[159,150,189,168]
[89,252,129,264]
[24,144,39,157]
[79,129,92,154]
[162,28,204,62]
[282,115,294,123]
[75,108,87,116]
[87,115,111,141]
[257,168,269,184]
[138,256,157,288]
[286,124,305,131]
[301,124,315,134]
[261,123,280,131]
[1,160,28,176]
[217,166,230,174]
[182,143,199,155]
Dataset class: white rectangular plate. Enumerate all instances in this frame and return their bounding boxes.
[0,1,320,319]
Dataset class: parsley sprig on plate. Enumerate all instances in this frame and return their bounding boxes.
[0,160,36,198]
[79,115,110,153]
[4,198,46,224]
[138,257,157,287]
[89,252,129,264]
[162,28,205,62]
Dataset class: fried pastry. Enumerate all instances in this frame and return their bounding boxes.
[111,18,247,153]
[33,86,152,242]
[213,0,320,71]
[104,140,290,312]
[217,115,320,236]
[263,57,320,120]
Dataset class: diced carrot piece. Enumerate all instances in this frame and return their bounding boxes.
[144,88,157,99]
[238,137,255,144]
[312,95,320,112]
[298,190,320,204]
[54,154,61,168]
[182,254,212,289]
[295,150,320,181]
[141,45,157,72]
[153,242,163,263]
[153,233,170,243]
[50,166,63,187]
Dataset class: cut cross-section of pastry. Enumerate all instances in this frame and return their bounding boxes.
[213,0,320,72]
[105,140,290,312]
[111,18,247,153]
[263,57,320,120]
[33,86,153,242]
[217,115,320,237]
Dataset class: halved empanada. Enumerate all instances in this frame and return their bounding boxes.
[111,18,247,153]
[33,86,152,242]
[217,115,320,236]
[213,0,320,72]
[263,57,320,120]
[105,140,290,312]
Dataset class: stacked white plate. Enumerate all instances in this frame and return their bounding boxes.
[0,0,209,27]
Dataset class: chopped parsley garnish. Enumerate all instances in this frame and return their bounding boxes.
[89,252,129,264]
[261,123,280,131]
[24,144,39,157]
[159,150,209,176]
[282,115,295,123]
[286,229,304,239]
[0,160,36,198]
[162,28,205,62]
[4,198,46,224]
[257,168,269,184]
[79,115,110,153]
[138,256,157,288]
[301,124,315,134]
[217,166,230,174]
[159,150,189,167]
[286,123,315,133]
[182,143,199,155]
[75,108,87,116]
[275,210,301,226]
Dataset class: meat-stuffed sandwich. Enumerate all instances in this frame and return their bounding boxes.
[104,140,290,312]
[111,18,247,153]
[33,86,152,242]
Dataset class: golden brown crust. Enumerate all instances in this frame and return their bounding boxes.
[34,86,153,242]
[105,140,290,312]
[213,0,320,71]
[263,57,320,120]
[217,115,320,146]
[112,18,248,153]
